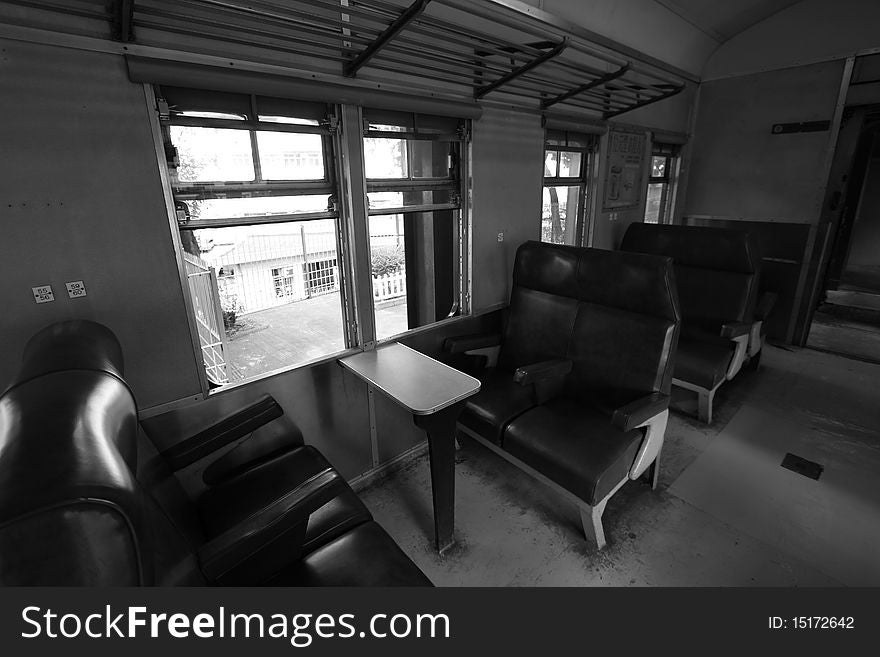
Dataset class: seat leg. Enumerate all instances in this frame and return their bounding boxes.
[649,454,660,490]
[580,501,608,550]
[697,389,714,424]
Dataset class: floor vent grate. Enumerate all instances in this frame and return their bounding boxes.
[781,453,824,480]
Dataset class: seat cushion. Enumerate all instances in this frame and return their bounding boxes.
[457,368,537,445]
[503,398,643,506]
[197,445,372,555]
[673,337,734,390]
[270,521,433,586]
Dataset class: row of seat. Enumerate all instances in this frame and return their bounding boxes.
[0,224,771,582]
[620,223,774,423]
[0,321,431,586]
[448,223,772,547]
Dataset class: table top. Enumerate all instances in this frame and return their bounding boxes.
[338,342,481,415]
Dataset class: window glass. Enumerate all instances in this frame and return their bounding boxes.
[364,138,408,178]
[256,131,325,180]
[367,190,454,213]
[651,155,667,178]
[543,150,558,177]
[541,186,580,244]
[644,183,664,224]
[409,140,451,178]
[558,151,582,178]
[258,115,321,126]
[171,126,255,182]
[180,196,330,221]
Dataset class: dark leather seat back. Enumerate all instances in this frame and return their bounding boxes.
[499,242,581,371]
[0,320,204,586]
[14,319,126,383]
[620,223,758,332]
[567,248,680,405]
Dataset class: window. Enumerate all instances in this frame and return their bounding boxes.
[540,130,596,245]
[160,87,347,385]
[363,110,467,341]
[643,143,680,224]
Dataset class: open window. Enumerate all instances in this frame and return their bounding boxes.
[159,87,349,386]
[540,130,597,245]
[362,109,468,341]
[643,142,680,224]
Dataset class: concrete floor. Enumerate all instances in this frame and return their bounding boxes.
[357,345,880,586]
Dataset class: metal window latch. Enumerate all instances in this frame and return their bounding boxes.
[157,97,170,122]
[457,124,471,141]
[328,195,339,212]
[451,192,462,206]
[324,115,340,134]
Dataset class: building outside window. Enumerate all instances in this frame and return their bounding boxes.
[540,129,596,245]
[643,142,680,224]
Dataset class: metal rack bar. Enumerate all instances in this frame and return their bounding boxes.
[345,0,433,77]
[475,38,567,99]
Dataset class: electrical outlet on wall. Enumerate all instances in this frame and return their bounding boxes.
[32,285,54,303]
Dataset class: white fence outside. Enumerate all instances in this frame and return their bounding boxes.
[372,270,406,302]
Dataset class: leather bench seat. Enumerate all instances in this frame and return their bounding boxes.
[620,223,761,423]
[269,522,433,587]
[504,399,643,506]
[674,339,735,391]
[458,369,537,445]
[197,445,372,557]
[0,320,431,587]
[449,242,681,548]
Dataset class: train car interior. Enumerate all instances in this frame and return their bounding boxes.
[0,0,878,587]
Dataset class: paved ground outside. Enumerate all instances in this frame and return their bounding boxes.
[224,292,408,380]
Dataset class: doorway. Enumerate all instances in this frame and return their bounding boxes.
[807,107,880,362]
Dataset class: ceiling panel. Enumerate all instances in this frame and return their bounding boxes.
[654,0,805,42]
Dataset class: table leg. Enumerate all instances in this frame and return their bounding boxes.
[414,401,465,554]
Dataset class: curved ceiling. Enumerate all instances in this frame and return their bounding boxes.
[520,0,806,76]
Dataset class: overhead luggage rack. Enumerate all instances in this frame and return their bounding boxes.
[0,0,686,119]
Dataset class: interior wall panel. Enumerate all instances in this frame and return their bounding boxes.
[0,39,202,408]
[685,60,845,224]
[470,107,544,312]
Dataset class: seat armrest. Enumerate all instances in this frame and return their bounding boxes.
[612,393,670,432]
[161,395,284,471]
[720,322,752,339]
[755,292,778,320]
[513,359,572,386]
[198,468,344,584]
[443,333,501,354]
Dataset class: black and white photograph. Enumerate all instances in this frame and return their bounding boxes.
[0,0,876,651]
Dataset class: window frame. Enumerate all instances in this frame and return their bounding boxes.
[540,130,597,246]
[362,111,470,339]
[151,89,472,395]
[158,88,357,389]
[643,142,680,225]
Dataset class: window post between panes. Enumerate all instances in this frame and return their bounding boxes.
[337,104,377,349]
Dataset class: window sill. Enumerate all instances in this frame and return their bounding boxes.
[204,312,480,398]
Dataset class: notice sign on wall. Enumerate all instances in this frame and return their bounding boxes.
[603,128,646,210]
